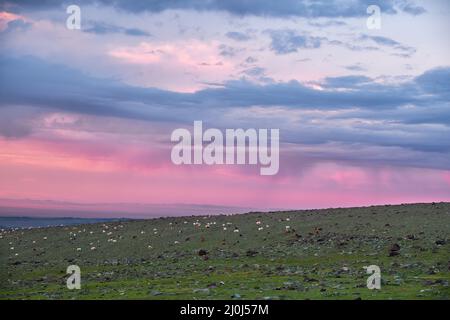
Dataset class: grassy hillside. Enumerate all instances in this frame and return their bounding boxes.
[1,203,449,300]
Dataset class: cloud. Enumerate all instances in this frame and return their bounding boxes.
[361,35,401,47]
[0,17,31,34]
[360,34,416,57]
[344,64,367,72]
[192,77,424,110]
[0,11,24,31]
[322,75,372,88]
[415,67,450,98]
[1,54,448,117]
[265,30,404,55]
[1,54,449,169]
[83,21,151,37]
[266,30,323,54]
[0,55,170,121]
[0,1,446,210]
[399,1,427,15]
[218,44,244,57]
[0,106,35,138]
[244,56,258,64]
[225,31,251,41]
[241,66,266,78]
[2,0,425,17]
[308,20,347,28]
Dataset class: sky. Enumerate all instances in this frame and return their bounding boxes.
[0,0,449,217]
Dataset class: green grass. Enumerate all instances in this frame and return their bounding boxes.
[1,202,449,299]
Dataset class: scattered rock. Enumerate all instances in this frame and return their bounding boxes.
[280,281,304,291]
[389,243,400,256]
[193,288,210,294]
[303,276,318,282]
[246,249,258,257]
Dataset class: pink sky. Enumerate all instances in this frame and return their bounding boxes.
[0,2,449,217]
[1,133,449,216]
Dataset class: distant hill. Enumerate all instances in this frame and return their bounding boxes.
[0,216,129,229]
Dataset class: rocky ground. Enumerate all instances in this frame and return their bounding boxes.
[0,202,449,299]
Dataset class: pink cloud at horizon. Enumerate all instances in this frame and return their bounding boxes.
[1,135,449,216]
